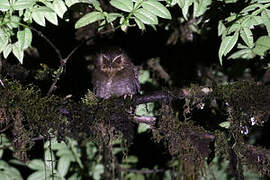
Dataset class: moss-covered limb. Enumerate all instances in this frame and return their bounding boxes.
[0,80,66,159]
[152,103,215,179]
[0,79,270,179]
[241,144,270,177]
[214,81,270,128]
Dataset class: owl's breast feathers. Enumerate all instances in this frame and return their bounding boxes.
[92,48,140,99]
[92,64,140,99]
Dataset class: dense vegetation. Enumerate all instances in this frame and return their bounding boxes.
[0,0,270,179]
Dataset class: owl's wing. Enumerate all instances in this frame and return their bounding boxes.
[91,69,111,98]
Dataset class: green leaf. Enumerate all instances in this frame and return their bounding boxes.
[218,31,239,65]
[240,4,262,14]
[57,155,71,177]
[93,164,104,180]
[65,0,98,7]
[134,8,158,25]
[180,0,191,20]
[227,23,241,34]
[0,161,23,180]
[240,27,253,48]
[53,0,68,18]
[253,36,270,56]
[0,30,9,54]
[3,44,12,58]
[193,0,211,17]
[12,42,24,64]
[32,7,48,26]
[107,13,122,23]
[138,123,150,134]
[44,11,58,25]
[142,0,171,19]
[17,28,32,49]
[134,17,146,30]
[75,11,104,29]
[13,0,35,10]
[65,0,80,7]
[228,48,255,59]
[27,159,45,170]
[219,121,230,129]
[218,20,226,36]
[0,0,10,11]
[27,171,47,180]
[123,156,138,163]
[135,103,155,116]
[175,0,184,8]
[110,0,133,12]
[261,9,270,36]
[249,15,263,26]
[8,15,21,28]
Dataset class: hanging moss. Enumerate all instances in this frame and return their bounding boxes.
[0,80,64,160]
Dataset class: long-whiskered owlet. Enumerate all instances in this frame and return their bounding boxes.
[92,47,140,99]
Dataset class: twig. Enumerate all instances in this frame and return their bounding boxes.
[29,26,63,61]
[134,89,187,105]
[46,27,117,96]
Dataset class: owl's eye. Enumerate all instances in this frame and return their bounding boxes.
[113,55,122,64]
[102,55,111,66]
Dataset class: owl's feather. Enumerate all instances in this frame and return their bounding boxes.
[92,48,140,99]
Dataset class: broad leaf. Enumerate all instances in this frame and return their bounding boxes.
[27,160,45,170]
[193,0,211,17]
[3,44,12,58]
[240,27,253,48]
[218,21,226,36]
[107,13,122,23]
[134,17,146,30]
[57,155,71,177]
[229,48,255,59]
[65,0,80,7]
[13,0,35,10]
[142,0,171,19]
[53,0,68,18]
[261,9,270,36]
[179,0,191,20]
[17,28,32,49]
[253,36,270,56]
[0,30,9,54]
[32,7,52,26]
[0,0,10,11]
[75,11,104,29]
[44,11,58,25]
[12,42,24,64]
[134,8,158,25]
[218,31,239,65]
[240,4,262,14]
[110,0,133,12]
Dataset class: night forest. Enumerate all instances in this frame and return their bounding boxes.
[0,0,270,180]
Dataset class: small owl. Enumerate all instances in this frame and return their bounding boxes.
[92,47,140,99]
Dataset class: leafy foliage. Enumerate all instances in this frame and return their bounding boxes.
[0,0,269,64]
[218,0,270,64]
[0,0,270,179]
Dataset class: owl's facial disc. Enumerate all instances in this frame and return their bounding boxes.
[112,55,122,64]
